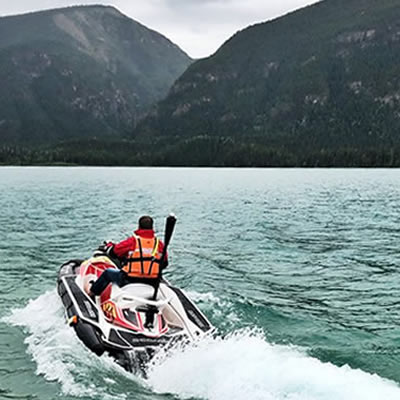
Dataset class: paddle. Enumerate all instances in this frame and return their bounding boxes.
[152,213,177,300]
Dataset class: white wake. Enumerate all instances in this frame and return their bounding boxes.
[146,331,400,400]
[2,290,130,399]
[3,290,400,400]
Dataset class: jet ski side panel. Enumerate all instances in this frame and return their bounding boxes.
[74,321,105,356]
[63,276,98,321]
[58,260,105,356]
[166,286,213,333]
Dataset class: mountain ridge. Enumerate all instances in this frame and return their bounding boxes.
[0,5,192,144]
[3,1,400,166]
[133,0,400,166]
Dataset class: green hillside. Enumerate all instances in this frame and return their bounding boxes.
[0,5,191,144]
[135,0,400,166]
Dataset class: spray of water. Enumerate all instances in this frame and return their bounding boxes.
[2,290,132,399]
[3,290,400,400]
[146,330,400,400]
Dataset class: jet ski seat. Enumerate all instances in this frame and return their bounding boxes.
[111,283,170,310]
[122,283,158,299]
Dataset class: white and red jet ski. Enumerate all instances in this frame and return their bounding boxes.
[57,216,214,373]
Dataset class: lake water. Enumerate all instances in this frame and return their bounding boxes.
[1,167,400,400]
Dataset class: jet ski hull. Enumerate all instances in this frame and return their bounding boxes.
[57,259,214,374]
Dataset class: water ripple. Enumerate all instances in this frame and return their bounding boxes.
[1,168,400,396]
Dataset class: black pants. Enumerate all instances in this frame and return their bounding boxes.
[91,269,157,296]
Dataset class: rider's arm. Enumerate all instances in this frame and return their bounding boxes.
[112,236,136,258]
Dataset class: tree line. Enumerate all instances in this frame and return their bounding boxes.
[1,136,399,167]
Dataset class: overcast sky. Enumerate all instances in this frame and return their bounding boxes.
[0,0,321,58]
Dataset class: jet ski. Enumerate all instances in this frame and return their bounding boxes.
[57,216,214,374]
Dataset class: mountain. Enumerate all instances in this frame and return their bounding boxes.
[135,0,400,166]
[0,5,191,144]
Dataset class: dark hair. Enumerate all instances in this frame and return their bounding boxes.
[138,215,153,230]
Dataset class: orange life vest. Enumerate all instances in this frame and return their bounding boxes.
[122,235,162,279]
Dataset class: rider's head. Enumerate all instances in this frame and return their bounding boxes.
[138,215,154,230]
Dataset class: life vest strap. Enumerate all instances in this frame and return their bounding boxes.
[126,257,161,263]
[137,237,144,275]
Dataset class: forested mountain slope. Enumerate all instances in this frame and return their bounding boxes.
[135,0,400,166]
[0,5,191,144]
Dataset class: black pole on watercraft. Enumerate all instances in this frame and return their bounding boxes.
[152,213,177,301]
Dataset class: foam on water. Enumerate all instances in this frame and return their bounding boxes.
[4,290,400,400]
[146,329,400,400]
[186,290,239,326]
[2,290,129,399]
[185,290,224,305]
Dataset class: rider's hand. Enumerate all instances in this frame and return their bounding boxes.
[98,241,113,252]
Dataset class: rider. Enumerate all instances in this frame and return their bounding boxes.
[89,215,167,297]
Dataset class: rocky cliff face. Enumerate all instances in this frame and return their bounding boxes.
[135,0,400,153]
[0,5,192,143]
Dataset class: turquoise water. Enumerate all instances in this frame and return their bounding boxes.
[1,167,400,400]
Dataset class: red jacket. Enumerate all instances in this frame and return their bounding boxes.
[111,229,167,266]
